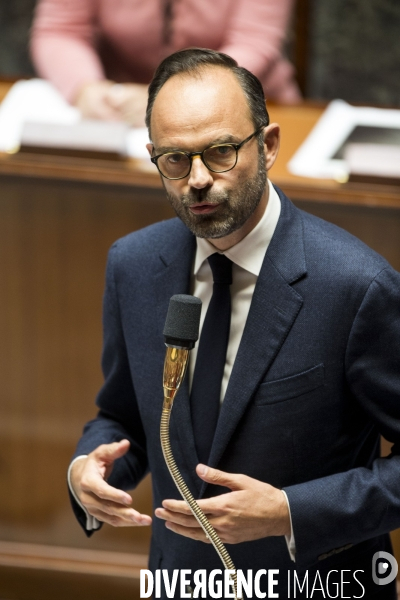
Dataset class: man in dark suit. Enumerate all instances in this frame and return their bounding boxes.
[68,49,400,598]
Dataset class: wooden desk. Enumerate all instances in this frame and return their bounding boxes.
[0,83,399,274]
[0,82,399,599]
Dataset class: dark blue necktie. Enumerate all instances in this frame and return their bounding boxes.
[190,253,233,465]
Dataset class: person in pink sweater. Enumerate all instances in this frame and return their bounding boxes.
[30,0,300,126]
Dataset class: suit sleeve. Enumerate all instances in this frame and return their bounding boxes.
[283,266,400,569]
[70,243,149,534]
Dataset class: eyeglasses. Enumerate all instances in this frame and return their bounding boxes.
[150,125,266,180]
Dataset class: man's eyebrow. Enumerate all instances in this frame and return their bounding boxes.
[209,134,240,145]
[153,134,241,155]
[153,145,182,154]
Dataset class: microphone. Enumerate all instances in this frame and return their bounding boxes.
[162,294,202,409]
[163,294,202,349]
[160,295,241,599]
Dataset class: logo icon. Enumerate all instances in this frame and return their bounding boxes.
[372,551,398,586]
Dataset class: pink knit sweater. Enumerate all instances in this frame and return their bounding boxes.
[31,0,300,104]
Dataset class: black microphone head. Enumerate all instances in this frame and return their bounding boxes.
[163,294,202,349]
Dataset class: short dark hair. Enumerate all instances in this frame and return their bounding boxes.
[145,48,269,137]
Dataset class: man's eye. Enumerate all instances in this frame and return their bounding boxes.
[166,153,185,164]
[206,145,235,160]
[215,145,233,155]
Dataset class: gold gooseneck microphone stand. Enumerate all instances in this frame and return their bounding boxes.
[160,295,240,600]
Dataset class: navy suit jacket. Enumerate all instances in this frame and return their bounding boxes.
[72,187,400,598]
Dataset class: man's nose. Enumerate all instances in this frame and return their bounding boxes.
[187,155,214,189]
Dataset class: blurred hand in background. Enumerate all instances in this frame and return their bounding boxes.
[75,81,148,127]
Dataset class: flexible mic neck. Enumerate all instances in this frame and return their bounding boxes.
[160,296,240,599]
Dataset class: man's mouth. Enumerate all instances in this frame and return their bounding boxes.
[188,203,221,215]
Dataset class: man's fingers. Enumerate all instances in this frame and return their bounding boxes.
[71,441,153,528]
[93,439,131,465]
[81,440,133,506]
[89,507,149,528]
[161,496,224,516]
[84,493,149,523]
[81,472,133,506]
[165,521,211,544]
[160,499,192,515]
[94,480,132,505]
[196,464,246,491]
[157,507,237,544]
[155,507,202,527]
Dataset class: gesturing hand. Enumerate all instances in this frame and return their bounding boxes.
[155,464,290,544]
[70,439,152,527]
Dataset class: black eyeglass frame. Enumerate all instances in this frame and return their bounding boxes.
[150,124,266,180]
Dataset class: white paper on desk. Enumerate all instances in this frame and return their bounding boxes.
[126,127,151,159]
[0,79,79,152]
[0,79,151,159]
[288,99,400,180]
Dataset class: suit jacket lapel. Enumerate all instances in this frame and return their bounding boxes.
[153,224,202,494]
[203,190,307,492]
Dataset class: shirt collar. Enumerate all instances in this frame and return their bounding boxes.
[194,179,281,276]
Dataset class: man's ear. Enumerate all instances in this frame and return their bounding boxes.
[262,123,280,171]
[146,143,154,157]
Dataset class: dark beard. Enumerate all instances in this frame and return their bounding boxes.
[165,151,267,239]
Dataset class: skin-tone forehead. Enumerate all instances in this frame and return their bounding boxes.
[150,66,255,150]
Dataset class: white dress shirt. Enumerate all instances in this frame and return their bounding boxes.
[68,180,295,559]
[189,179,280,401]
